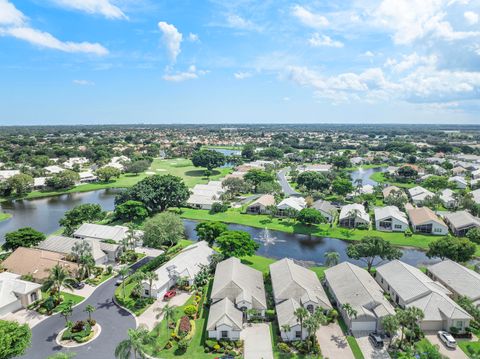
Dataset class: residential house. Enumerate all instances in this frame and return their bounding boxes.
[143,241,215,298]
[443,210,480,237]
[270,258,332,341]
[376,260,471,333]
[407,207,448,235]
[1,247,79,282]
[312,200,337,223]
[471,188,480,204]
[33,177,46,190]
[338,203,370,229]
[298,164,333,173]
[187,181,225,210]
[276,197,306,216]
[452,166,467,176]
[382,185,405,199]
[206,298,243,341]
[324,262,395,334]
[408,186,435,205]
[73,223,129,244]
[374,206,409,232]
[44,165,64,174]
[0,272,42,317]
[78,171,98,183]
[472,169,480,180]
[439,189,456,209]
[448,176,468,189]
[0,170,20,181]
[246,195,275,214]
[427,260,480,309]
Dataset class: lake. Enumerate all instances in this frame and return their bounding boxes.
[350,166,386,186]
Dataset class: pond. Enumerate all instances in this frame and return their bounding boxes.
[0,189,437,268]
[350,166,386,186]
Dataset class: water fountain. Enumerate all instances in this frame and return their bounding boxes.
[256,227,285,246]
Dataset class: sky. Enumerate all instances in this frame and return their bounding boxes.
[0,0,479,125]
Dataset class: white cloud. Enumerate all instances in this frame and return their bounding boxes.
[308,33,343,48]
[292,5,329,29]
[234,71,252,79]
[363,51,375,57]
[73,79,95,85]
[464,11,479,25]
[158,21,182,63]
[0,0,26,26]
[163,65,207,82]
[225,14,259,31]
[385,53,437,73]
[51,0,127,20]
[188,33,199,42]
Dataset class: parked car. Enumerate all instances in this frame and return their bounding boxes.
[163,290,176,300]
[438,331,456,349]
[368,333,384,348]
[72,281,85,289]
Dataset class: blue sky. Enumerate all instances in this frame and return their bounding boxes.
[0,0,479,125]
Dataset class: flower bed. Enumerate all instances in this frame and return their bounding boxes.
[204,339,243,357]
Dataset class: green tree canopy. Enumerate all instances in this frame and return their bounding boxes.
[331,178,354,196]
[346,236,402,273]
[216,230,259,258]
[3,227,45,251]
[0,320,31,359]
[297,208,326,226]
[125,160,150,175]
[296,171,329,192]
[426,236,476,262]
[244,169,275,192]
[191,149,226,171]
[45,170,80,190]
[95,166,121,182]
[4,174,34,196]
[114,200,149,223]
[59,203,106,236]
[143,212,185,248]
[195,221,228,246]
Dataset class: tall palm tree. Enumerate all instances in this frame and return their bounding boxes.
[341,303,358,320]
[118,266,130,299]
[155,304,176,334]
[114,326,152,359]
[280,324,291,339]
[294,307,309,341]
[143,271,158,298]
[78,254,95,280]
[85,304,96,322]
[324,251,340,267]
[42,264,77,303]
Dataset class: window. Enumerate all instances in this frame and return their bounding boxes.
[221,331,229,338]
[144,290,149,296]
[456,321,464,330]
[394,225,402,229]
[306,304,314,314]
[295,331,302,338]
[434,228,443,233]
[30,292,38,302]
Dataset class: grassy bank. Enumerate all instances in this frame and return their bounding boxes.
[178,208,480,256]
[369,172,416,189]
[0,212,11,222]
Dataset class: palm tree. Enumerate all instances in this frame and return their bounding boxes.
[155,304,176,334]
[118,266,130,299]
[294,307,309,341]
[324,251,340,267]
[341,303,358,320]
[85,304,96,322]
[78,254,95,280]
[114,325,152,359]
[143,271,158,298]
[280,324,291,339]
[42,264,77,303]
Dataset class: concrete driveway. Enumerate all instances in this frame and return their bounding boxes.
[1,309,47,328]
[241,323,274,359]
[137,292,190,330]
[317,323,354,359]
[355,335,390,359]
[425,333,468,359]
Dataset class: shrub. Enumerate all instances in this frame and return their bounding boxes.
[71,320,86,333]
[183,305,197,318]
[205,340,217,349]
[139,254,170,273]
[210,202,228,214]
[177,338,189,351]
[277,342,291,353]
[213,344,221,352]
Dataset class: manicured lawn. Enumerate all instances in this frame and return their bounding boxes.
[85,272,113,286]
[114,280,154,316]
[337,317,364,359]
[0,212,11,222]
[369,172,416,188]
[269,321,322,359]
[458,338,480,358]
[41,291,85,313]
[179,207,480,256]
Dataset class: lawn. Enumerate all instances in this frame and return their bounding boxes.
[369,172,416,189]
[337,317,364,359]
[270,321,323,359]
[41,291,85,313]
[114,279,154,316]
[178,207,480,256]
[0,212,11,222]
[458,338,480,358]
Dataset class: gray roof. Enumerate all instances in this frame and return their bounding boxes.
[325,262,394,320]
[37,236,108,263]
[0,272,41,308]
[443,210,480,231]
[276,298,302,327]
[270,258,331,310]
[374,206,408,225]
[73,223,127,242]
[211,257,267,310]
[377,260,471,322]
[312,200,337,216]
[339,203,370,223]
[207,297,243,331]
[428,260,480,302]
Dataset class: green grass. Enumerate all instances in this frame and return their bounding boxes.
[0,212,11,222]
[114,280,154,316]
[337,317,364,359]
[85,272,113,286]
[179,207,480,256]
[369,172,416,189]
[458,338,480,358]
[345,164,386,171]
[41,291,85,313]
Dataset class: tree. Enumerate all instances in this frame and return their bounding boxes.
[59,203,106,236]
[142,212,184,249]
[216,230,259,258]
[46,170,80,190]
[0,320,31,359]
[397,166,418,180]
[331,156,351,169]
[341,303,357,319]
[382,315,399,349]
[2,227,45,251]
[118,266,130,299]
[71,241,95,280]
[115,175,189,212]
[114,326,152,359]
[244,169,275,192]
[396,307,424,348]
[297,208,325,226]
[85,304,96,322]
[60,302,73,324]
[259,147,284,160]
[466,227,480,244]
[95,166,121,182]
[222,177,248,197]
[426,236,476,262]
[303,307,327,352]
[125,160,150,175]
[422,175,449,191]
[144,271,158,298]
[324,251,340,267]
[297,171,329,192]
[241,144,256,160]
[191,149,226,174]
[114,200,149,223]
[195,221,228,246]
[281,324,291,338]
[155,304,176,334]
[5,174,34,196]
[42,265,77,303]
[294,307,309,341]
[346,236,402,273]
[332,178,354,196]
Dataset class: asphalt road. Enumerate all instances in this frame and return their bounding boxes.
[21,258,150,359]
[277,168,300,197]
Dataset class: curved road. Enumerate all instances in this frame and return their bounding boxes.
[277,168,301,197]
[22,258,150,359]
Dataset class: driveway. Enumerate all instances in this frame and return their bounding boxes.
[425,333,469,359]
[21,257,151,359]
[1,309,47,328]
[355,335,390,359]
[277,168,300,197]
[317,323,354,359]
[241,323,274,359]
[137,292,190,330]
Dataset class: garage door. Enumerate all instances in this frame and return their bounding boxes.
[421,321,442,332]
[351,320,376,333]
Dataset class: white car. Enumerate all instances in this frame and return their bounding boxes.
[437,331,456,349]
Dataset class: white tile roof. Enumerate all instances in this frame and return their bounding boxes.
[339,203,370,223]
[0,272,41,308]
[207,297,243,331]
[74,223,127,242]
[374,206,408,225]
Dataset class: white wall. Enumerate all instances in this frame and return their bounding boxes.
[208,324,241,340]
[280,324,308,342]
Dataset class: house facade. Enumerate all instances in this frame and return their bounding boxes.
[374,206,409,232]
[443,210,480,237]
[0,272,42,317]
[312,200,337,223]
[407,207,448,235]
[246,194,275,214]
[339,204,370,229]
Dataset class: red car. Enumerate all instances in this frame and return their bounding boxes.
[163,290,176,300]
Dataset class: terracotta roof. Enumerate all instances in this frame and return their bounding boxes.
[407,207,445,226]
